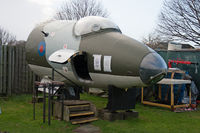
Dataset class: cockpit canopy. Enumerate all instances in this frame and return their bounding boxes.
[74,16,121,36]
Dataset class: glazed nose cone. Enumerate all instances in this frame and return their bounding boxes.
[139,52,167,85]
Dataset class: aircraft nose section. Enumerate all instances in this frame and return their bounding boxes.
[139,52,167,85]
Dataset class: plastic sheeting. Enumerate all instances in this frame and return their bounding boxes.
[157,50,200,92]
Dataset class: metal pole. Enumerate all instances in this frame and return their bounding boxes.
[43,84,46,123]
[141,87,143,103]
[51,68,54,116]
[48,84,51,125]
[33,84,37,120]
[61,92,64,121]
[52,68,54,80]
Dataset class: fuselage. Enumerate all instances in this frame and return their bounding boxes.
[26,16,167,88]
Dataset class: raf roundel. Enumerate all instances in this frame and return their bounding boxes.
[38,41,46,56]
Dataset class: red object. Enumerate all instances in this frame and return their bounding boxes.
[191,104,196,109]
[39,45,44,53]
[168,59,195,68]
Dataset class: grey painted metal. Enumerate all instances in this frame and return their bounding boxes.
[43,20,81,58]
[89,73,144,88]
[26,16,167,89]
[29,64,143,88]
[26,24,50,67]
[49,49,79,63]
[79,31,150,76]
[42,20,82,83]
[74,16,121,36]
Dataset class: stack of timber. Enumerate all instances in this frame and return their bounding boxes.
[54,100,98,124]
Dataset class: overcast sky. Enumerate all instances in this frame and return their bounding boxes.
[0,0,164,41]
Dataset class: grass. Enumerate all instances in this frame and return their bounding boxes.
[0,95,77,133]
[0,93,200,133]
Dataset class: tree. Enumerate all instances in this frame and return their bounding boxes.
[54,0,109,20]
[157,0,200,45]
[142,32,171,50]
[0,26,16,45]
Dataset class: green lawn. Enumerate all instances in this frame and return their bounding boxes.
[0,94,200,133]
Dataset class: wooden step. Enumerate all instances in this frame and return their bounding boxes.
[71,117,98,125]
[68,104,90,112]
[70,111,94,117]
[63,100,91,106]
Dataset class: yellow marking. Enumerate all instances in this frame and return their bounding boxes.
[174,104,189,108]
[72,118,98,124]
[171,84,174,106]
[142,101,171,109]
[68,104,89,108]
[70,111,94,117]
[158,85,161,100]
[125,88,128,91]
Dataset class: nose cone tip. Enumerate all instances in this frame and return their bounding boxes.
[140,52,167,85]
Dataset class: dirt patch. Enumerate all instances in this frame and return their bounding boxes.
[73,124,101,133]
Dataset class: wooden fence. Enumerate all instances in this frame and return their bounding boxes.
[0,44,39,96]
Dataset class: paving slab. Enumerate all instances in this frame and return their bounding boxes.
[73,124,101,133]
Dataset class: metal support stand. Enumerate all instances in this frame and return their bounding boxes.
[107,86,136,111]
[51,69,54,116]
[48,84,51,125]
[43,84,46,123]
[61,93,64,121]
[33,83,37,120]
[33,74,64,126]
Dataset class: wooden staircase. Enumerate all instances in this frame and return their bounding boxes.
[54,100,98,124]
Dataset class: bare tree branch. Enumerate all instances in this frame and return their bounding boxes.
[157,0,200,45]
[0,26,16,45]
[54,0,109,20]
[142,32,171,50]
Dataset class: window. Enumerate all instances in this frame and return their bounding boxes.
[74,16,121,36]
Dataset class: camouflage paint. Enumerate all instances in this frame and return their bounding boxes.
[79,30,150,76]
[25,16,167,88]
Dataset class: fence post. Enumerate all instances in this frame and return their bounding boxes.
[8,46,12,96]
[11,46,15,94]
[3,45,7,94]
[0,44,39,95]
[0,45,2,94]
